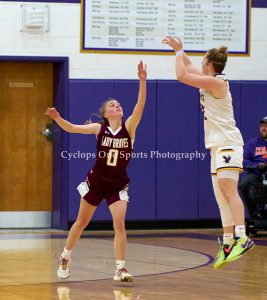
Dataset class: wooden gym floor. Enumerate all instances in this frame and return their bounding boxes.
[0,229,266,300]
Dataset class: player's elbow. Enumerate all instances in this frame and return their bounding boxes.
[176,70,187,82]
[66,124,76,133]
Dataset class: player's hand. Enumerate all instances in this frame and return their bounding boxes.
[162,36,183,52]
[138,61,147,81]
[44,107,60,120]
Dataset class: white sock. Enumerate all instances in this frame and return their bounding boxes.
[116,260,125,270]
[235,225,246,238]
[61,248,72,260]
[223,233,233,245]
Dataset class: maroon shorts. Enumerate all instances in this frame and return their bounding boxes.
[82,170,130,206]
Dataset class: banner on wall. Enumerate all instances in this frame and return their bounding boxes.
[81,0,251,55]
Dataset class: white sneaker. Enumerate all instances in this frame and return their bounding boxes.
[57,256,71,279]
[113,268,133,282]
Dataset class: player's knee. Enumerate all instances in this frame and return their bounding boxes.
[219,185,237,203]
[75,217,89,230]
[220,189,230,201]
[113,219,125,232]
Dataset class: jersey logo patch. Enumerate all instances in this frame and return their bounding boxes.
[223,155,231,164]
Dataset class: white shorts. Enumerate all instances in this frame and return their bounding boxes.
[210,146,243,175]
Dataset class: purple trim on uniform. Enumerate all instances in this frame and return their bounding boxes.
[0,55,69,230]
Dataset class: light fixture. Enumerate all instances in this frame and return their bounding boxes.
[21,4,50,33]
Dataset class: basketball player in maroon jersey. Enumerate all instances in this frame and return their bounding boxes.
[45,61,147,282]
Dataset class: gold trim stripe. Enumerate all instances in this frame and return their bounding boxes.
[218,149,235,153]
[216,167,243,173]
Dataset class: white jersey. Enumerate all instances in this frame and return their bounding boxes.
[200,75,244,149]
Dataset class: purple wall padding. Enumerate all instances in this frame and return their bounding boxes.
[156,81,199,220]
[240,82,267,143]
[67,79,267,223]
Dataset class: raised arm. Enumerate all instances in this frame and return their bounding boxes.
[44,107,101,135]
[162,36,225,92]
[125,61,147,139]
[182,52,203,76]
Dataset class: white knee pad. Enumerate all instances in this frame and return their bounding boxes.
[211,175,235,227]
[217,170,239,181]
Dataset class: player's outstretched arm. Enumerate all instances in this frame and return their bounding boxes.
[183,53,203,76]
[162,36,202,75]
[44,107,101,135]
[162,36,203,75]
[162,36,224,91]
[125,61,147,139]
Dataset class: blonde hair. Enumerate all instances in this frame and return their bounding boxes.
[206,46,228,74]
[84,98,118,125]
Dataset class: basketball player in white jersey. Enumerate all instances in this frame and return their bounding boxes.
[162,36,255,269]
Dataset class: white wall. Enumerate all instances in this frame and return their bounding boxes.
[0,2,266,80]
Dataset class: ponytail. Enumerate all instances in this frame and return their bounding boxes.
[206,46,228,74]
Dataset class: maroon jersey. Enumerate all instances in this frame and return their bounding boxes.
[92,121,133,180]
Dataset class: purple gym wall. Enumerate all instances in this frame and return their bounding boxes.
[66,80,267,225]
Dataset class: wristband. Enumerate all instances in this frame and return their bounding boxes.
[176,50,184,56]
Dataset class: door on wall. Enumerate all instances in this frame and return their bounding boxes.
[0,62,53,228]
